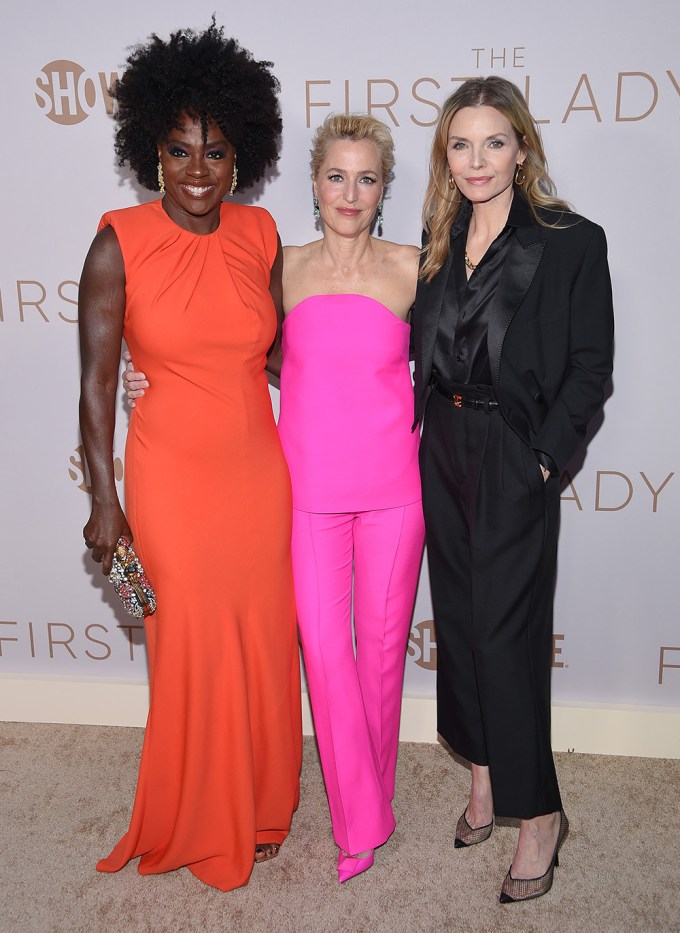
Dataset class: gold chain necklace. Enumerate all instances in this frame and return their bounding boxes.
[464,252,477,272]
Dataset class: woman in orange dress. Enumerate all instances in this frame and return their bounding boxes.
[78,22,301,891]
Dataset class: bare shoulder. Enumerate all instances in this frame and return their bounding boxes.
[283,240,323,256]
[79,225,126,320]
[283,240,322,271]
[82,225,124,281]
[376,239,420,271]
[90,224,122,257]
[380,239,420,258]
[282,241,325,313]
[374,241,420,292]
[368,240,419,318]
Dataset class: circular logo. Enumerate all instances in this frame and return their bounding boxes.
[35,61,98,125]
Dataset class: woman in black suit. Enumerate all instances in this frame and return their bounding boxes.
[413,76,613,903]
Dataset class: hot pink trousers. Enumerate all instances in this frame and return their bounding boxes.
[291,502,425,856]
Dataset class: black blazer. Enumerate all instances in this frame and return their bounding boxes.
[412,193,614,472]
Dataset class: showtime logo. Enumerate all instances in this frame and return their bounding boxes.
[35,60,118,125]
[408,621,567,672]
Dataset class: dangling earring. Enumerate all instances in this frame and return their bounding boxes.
[448,173,456,191]
[515,163,526,186]
[229,156,238,196]
[157,161,165,194]
[313,196,320,220]
[376,202,384,237]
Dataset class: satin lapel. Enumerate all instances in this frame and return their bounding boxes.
[488,232,545,385]
[418,245,454,388]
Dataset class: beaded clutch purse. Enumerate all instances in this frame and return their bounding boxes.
[108,536,157,618]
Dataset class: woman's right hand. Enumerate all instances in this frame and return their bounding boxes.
[122,350,148,408]
[83,502,132,575]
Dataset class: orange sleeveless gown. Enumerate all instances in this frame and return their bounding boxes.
[96,200,301,891]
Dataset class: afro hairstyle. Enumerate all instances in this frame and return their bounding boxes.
[111,19,282,192]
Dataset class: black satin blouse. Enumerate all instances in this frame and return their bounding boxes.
[432,197,516,387]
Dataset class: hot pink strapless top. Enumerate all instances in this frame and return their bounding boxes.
[278,294,421,512]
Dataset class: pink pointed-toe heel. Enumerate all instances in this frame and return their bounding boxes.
[337,848,375,883]
[499,810,569,903]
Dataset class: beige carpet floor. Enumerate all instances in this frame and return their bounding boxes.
[1,722,679,933]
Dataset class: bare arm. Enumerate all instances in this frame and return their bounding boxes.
[266,343,282,379]
[78,225,131,573]
[265,236,284,378]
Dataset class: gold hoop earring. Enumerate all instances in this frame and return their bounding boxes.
[515,163,526,186]
[229,157,238,197]
[448,173,456,191]
[157,161,165,194]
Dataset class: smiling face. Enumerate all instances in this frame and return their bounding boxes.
[158,112,235,233]
[446,105,526,210]
[313,139,383,237]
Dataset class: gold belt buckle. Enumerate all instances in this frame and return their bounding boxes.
[452,394,463,408]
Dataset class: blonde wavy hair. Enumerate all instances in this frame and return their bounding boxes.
[421,76,569,282]
[310,113,395,185]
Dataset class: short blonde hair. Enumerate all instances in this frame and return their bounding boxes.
[310,113,395,185]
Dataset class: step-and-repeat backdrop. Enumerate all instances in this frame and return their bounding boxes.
[1,0,678,712]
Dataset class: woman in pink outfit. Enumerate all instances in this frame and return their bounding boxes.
[278,115,424,882]
[125,113,424,883]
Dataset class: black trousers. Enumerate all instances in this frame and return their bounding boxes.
[419,385,562,819]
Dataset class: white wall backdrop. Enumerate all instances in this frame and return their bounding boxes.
[1,0,679,735]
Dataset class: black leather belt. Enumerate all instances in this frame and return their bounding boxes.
[434,382,500,411]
